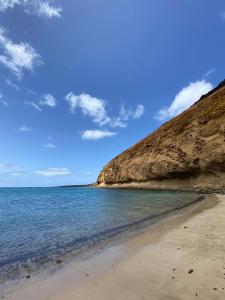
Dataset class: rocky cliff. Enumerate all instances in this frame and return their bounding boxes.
[97,80,225,191]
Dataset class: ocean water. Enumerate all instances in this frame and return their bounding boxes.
[0,187,199,283]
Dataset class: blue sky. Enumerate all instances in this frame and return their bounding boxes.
[0,0,224,187]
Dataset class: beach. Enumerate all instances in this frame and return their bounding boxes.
[3,194,225,300]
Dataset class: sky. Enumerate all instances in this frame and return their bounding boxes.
[0,0,224,187]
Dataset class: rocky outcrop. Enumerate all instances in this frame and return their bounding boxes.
[97,80,225,191]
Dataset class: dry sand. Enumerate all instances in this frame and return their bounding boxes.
[3,194,225,300]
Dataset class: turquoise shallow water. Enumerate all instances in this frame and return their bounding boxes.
[0,187,198,282]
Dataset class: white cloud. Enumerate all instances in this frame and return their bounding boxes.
[0,27,42,79]
[111,104,144,128]
[37,2,62,18]
[24,100,42,111]
[25,94,56,111]
[35,167,72,176]
[65,92,144,128]
[133,104,145,118]
[0,0,19,11]
[18,125,32,132]
[24,94,56,111]
[155,80,213,121]
[65,93,110,126]
[40,93,56,107]
[81,130,116,141]
[43,143,56,148]
[0,0,62,18]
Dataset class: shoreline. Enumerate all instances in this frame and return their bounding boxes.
[0,190,200,286]
[96,179,225,193]
[3,193,225,300]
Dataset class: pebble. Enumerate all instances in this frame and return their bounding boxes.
[56,259,62,264]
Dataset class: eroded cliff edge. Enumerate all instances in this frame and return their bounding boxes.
[97,80,225,191]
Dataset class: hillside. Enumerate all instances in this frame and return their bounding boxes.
[97,80,225,191]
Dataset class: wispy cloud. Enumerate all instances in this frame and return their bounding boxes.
[110,104,144,128]
[40,93,56,107]
[5,79,20,90]
[18,125,32,132]
[34,168,72,176]
[10,172,21,176]
[155,80,213,121]
[221,12,225,21]
[24,93,56,111]
[204,68,215,78]
[0,162,26,177]
[0,0,62,18]
[0,27,42,79]
[43,143,56,149]
[0,162,19,169]
[133,104,145,118]
[24,100,42,111]
[0,162,71,178]
[0,171,24,178]
[65,92,144,128]
[0,94,8,106]
[37,2,62,18]
[0,0,17,11]
[81,130,116,141]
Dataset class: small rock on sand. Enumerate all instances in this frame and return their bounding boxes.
[56,259,62,264]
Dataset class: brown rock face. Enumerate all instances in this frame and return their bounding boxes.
[97,80,225,191]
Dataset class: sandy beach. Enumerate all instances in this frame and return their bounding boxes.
[3,194,225,300]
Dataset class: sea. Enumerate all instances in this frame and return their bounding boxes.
[0,187,200,284]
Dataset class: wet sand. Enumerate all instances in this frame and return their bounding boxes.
[3,194,225,300]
